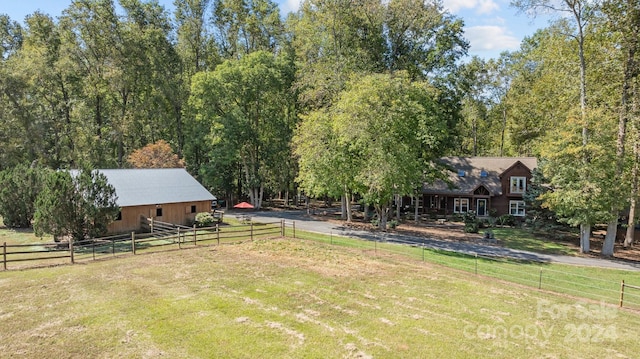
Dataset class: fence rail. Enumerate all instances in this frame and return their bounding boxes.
[2,220,284,270]
[3,219,640,311]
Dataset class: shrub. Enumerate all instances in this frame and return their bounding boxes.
[463,211,479,233]
[195,212,214,227]
[388,220,398,229]
[498,214,516,227]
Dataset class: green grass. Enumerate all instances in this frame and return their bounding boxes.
[492,227,578,255]
[0,238,638,358]
[287,227,640,310]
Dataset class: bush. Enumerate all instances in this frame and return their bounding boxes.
[195,212,214,227]
[497,214,516,227]
[389,220,398,229]
[463,211,479,233]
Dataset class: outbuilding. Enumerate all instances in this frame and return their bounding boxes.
[98,168,216,234]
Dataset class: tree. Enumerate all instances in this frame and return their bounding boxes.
[34,167,119,242]
[212,0,283,59]
[127,140,185,168]
[0,164,44,228]
[602,0,640,249]
[187,51,295,208]
[296,73,455,229]
[511,0,599,254]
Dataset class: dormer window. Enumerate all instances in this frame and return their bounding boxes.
[480,170,488,177]
[458,170,466,177]
[510,176,526,194]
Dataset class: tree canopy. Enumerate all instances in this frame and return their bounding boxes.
[2,0,640,253]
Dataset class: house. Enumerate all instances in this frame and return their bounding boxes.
[97,168,216,233]
[420,157,538,218]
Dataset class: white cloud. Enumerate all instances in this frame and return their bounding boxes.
[465,25,520,52]
[443,0,499,14]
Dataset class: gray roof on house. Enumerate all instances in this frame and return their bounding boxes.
[423,157,538,196]
[95,168,216,207]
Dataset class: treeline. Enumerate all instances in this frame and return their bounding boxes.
[2,0,640,251]
[0,0,468,218]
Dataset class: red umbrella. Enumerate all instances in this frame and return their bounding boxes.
[233,201,254,209]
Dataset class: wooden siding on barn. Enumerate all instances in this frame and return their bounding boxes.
[108,200,212,234]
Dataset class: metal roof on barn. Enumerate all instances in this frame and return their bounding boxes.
[95,168,216,207]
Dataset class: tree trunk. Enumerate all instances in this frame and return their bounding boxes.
[625,197,637,248]
[580,223,590,253]
[376,204,389,231]
[414,194,419,224]
[341,195,346,220]
[345,193,353,222]
[395,194,401,220]
[602,220,616,256]
[500,107,507,157]
[625,142,640,247]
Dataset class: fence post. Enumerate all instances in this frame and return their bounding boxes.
[150,217,154,233]
[281,220,284,237]
[178,228,181,249]
[539,269,543,290]
[69,238,74,264]
[92,241,95,260]
[193,224,197,246]
[422,244,425,262]
[251,222,254,240]
[216,223,220,245]
[293,221,296,239]
[131,232,136,255]
[474,253,478,275]
[620,280,625,308]
[112,239,115,256]
[331,231,333,245]
[3,242,6,270]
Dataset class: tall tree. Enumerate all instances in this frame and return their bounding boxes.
[212,0,283,59]
[512,0,597,253]
[187,51,295,208]
[296,73,455,229]
[602,0,640,249]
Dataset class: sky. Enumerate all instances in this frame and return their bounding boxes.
[1,0,553,60]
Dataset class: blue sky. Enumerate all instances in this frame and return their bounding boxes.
[2,0,552,60]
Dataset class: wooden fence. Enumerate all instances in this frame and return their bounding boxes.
[1,220,285,270]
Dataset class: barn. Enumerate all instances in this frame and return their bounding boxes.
[98,168,216,234]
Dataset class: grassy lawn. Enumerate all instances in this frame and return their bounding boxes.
[290,229,640,309]
[491,227,578,255]
[0,239,638,358]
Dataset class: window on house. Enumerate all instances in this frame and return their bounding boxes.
[191,205,196,213]
[115,211,122,221]
[509,201,526,217]
[156,207,163,217]
[510,176,526,194]
[454,198,469,213]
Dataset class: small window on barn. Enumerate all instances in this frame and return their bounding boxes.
[156,207,163,217]
[191,205,196,213]
[457,170,466,177]
[115,211,122,221]
[480,170,488,177]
